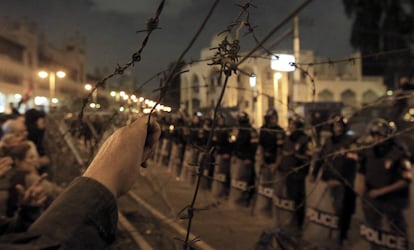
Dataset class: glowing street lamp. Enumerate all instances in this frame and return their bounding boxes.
[84,83,97,104]
[84,83,92,91]
[38,70,66,103]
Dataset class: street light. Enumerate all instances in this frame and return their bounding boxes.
[84,83,98,105]
[38,70,66,105]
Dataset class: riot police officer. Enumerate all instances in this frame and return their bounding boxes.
[257,109,285,175]
[275,115,313,230]
[181,112,203,184]
[168,115,187,179]
[311,115,358,245]
[356,118,412,240]
[253,109,285,217]
[211,113,232,198]
[229,112,258,206]
[199,115,214,189]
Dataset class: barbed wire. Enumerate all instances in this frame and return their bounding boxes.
[60,0,414,248]
[76,0,166,124]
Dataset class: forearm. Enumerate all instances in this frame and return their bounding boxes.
[376,179,409,197]
[355,173,366,195]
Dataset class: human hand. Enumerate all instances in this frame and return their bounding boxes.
[0,156,13,177]
[16,173,48,207]
[83,115,161,197]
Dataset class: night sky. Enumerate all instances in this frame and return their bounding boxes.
[0,0,353,94]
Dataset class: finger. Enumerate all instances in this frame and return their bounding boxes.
[129,115,161,146]
[0,165,12,176]
[15,184,26,196]
[16,184,32,204]
[33,173,48,186]
[0,156,12,164]
[34,194,47,206]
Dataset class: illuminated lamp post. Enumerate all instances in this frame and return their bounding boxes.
[38,70,66,106]
[84,83,98,105]
[271,54,296,128]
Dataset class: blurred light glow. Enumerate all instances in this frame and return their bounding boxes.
[119,106,125,112]
[139,97,144,102]
[34,96,48,105]
[249,74,256,88]
[386,90,393,96]
[90,103,96,108]
[110,91,116,97]
[143,108,152,114]
[38,71,48,78]
[120,91,126,97]
[56,71,66,78]
[14,94,22,100]
[274,72,282,80]
[84,84,92,91]
[51,98,59,104]
[271,54,296,72]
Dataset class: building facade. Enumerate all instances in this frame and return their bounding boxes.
[180,36,386,128]
[0,17,86,112]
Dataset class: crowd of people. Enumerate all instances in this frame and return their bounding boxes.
[154,109,412,248]
[0,109,62,232]
[0,108,161,249]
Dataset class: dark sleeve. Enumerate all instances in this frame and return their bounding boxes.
[357,152,366,175]
[0,177,118,249]
[311,145,325,178]
[397,158,412,183]
[0,206,42,235]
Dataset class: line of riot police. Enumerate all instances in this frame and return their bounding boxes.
[152,109,413,250]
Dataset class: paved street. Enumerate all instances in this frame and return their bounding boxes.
[119,160,274,250]
[116,159,414,250]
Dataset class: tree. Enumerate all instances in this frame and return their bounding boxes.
[343,0,414,88]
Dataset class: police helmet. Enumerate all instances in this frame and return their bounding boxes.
[264,108,278,123]
[368,118,397,137]
[265,108,278,118]
[238,112,250,125]
[288,115,305,129]
[330,114,348,130]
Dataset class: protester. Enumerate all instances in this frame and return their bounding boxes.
[24,109,50,173]
[0,154,47,234]
[0,157,12,177]
[0,115,160,249]
[5,141,61,217]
